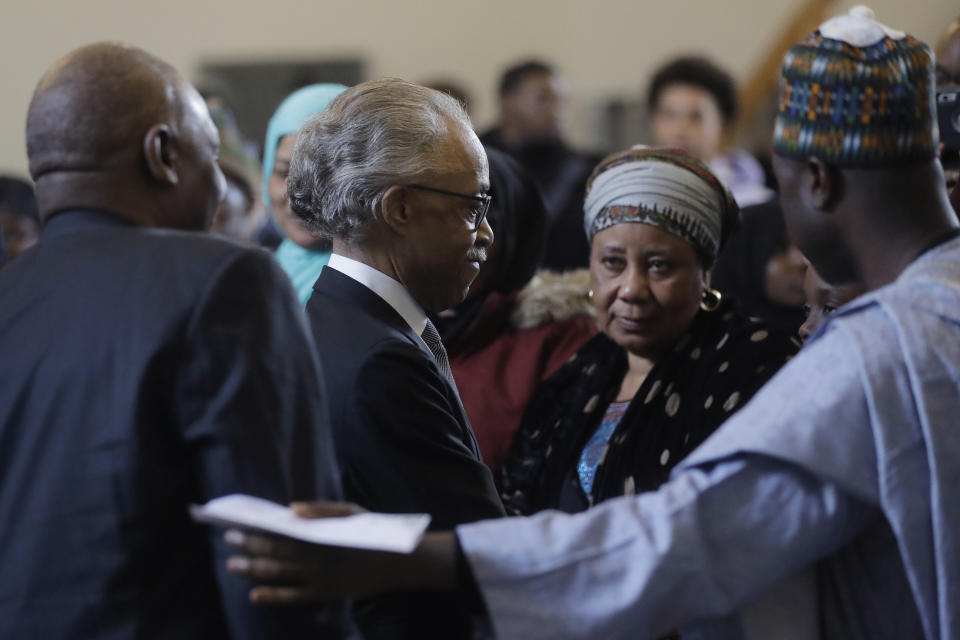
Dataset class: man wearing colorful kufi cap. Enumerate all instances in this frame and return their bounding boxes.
[225,8,960,639]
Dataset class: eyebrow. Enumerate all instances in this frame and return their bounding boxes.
[601,243,671,252]
[641,247,671,256]
[598,245,626,254]
[598,245,672,257]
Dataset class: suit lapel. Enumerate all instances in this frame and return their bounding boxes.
[314,268,428,354]
[312,268,477,452]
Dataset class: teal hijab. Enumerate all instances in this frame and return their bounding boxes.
[262,83,347,305]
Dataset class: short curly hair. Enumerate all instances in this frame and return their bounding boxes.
[646,56,738,124]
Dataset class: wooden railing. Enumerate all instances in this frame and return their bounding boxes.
[736,0,837,144]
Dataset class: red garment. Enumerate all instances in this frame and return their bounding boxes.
[450,294,597,478]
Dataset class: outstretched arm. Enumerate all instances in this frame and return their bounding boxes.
[226,454,876,640]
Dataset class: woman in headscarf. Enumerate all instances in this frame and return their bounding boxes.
[501,147,798,515]
[709,199,808,334]
[262,84,347,304]
[436,146,597,476]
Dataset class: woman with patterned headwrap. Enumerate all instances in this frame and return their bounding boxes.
[501,147,799,515]
[262,84,347,305]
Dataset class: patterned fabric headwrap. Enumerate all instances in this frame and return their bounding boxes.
[773,5,938,166]
[583,147,739,265]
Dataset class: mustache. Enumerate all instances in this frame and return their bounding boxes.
[467,249,487,263]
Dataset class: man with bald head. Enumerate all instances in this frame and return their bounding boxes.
[0,43,347,638]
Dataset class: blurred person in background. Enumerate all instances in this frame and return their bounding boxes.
[647,56,773,208]
[438,146,597,477]
[0,175,40,261]
[263,84,347,305]
[205,97,265,243]
[711,200,808,334]
[481,60,599,272]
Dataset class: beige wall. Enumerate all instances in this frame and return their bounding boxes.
[1,0,955,176]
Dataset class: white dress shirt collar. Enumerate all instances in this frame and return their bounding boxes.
[326,253,428,337]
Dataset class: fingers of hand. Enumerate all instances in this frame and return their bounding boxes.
[249,585,321,605]
[227,555,309,584]
[224,530,304,560]
[290,500,365,518]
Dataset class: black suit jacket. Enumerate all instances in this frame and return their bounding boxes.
[0,210,349,639]
[307,267,504,638]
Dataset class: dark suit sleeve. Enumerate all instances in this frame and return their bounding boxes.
[173,249,348,639]
[348,340,506,530]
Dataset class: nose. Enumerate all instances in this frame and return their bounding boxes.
[618,265,651,302]
[475,215,494,248]
[658,118,689,146]
[798,312,816,343]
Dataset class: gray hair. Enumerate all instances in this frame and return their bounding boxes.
[287,78,474,242]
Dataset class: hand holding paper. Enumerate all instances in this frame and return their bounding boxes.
[190,494,430,553]
[192,495,459,604]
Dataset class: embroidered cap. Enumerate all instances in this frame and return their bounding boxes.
[772,5,938,166]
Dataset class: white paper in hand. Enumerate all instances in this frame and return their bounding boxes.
[190,494,431,553]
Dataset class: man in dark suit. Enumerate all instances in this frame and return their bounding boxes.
[285,79,506,637]
[0,43,347,638]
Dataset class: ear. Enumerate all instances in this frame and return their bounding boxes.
[804,156,841,211]
[143,124,179,186]
[379,184,412,236]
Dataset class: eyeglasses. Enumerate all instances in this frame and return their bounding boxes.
[406,184,492,230]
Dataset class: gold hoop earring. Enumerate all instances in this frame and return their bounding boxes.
[700,287,722,312]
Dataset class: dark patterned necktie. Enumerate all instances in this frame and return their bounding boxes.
[421,318,456,387]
